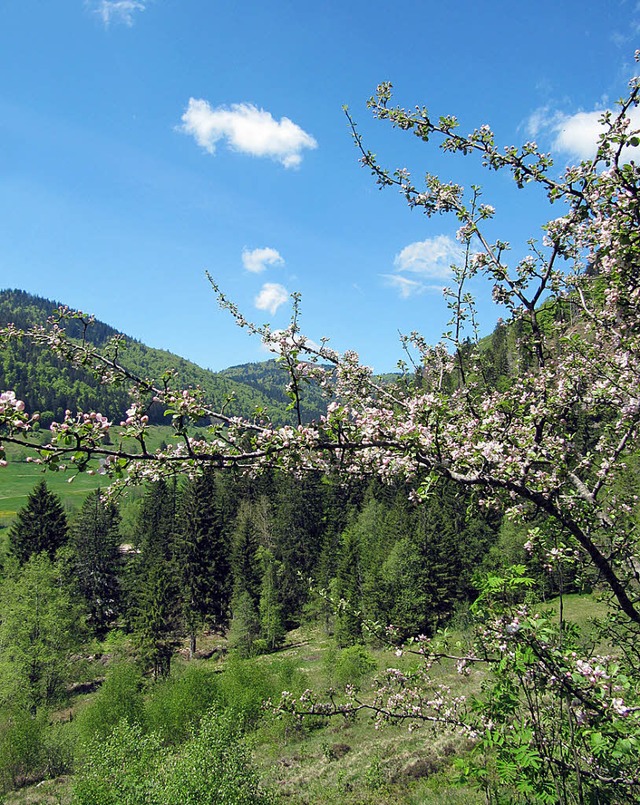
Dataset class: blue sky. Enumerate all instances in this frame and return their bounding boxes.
[0,1,638,373]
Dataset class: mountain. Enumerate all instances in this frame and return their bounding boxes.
[0,289,327,426]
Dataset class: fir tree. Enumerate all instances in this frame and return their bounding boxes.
[230,498,265,609]
[175,468,230,657]
[258,546,285,652]
[333,525,363,647]
[68,490,122,637]
[228,497,270,656]
[8,480,68,565]
[272,472,324,627]
[127,480,180,679]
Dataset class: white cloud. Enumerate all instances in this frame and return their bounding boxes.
[93,1,146,26]
[180,99,317,168]
[382,274,427,299]
[527,105,640,161]
[242,247,284,273]
[394,235,462,279]
[254,283,289,315]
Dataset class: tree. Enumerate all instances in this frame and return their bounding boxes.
[2,59,640,803]
[257,546,285,652]
[228,497,269,656]
[127,480,180,679]
[271,472,325,627]
[8,479,68,565]
[68,489,122,637]
[175,468,230,657]
[0,554,86,713]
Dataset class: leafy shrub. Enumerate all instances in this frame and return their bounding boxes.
[144,663,221,746]
[74,661,144,748]
[73,719,164,805]
[330,644,376,690]
[156,710,277,804]
[73,711,276,805]
[0,706,47,793]
[216,656,275,728]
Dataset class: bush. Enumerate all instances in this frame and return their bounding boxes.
[156,710,277,804]
[329,644,376,690]
[73,711,276,805]
[144,663,221,746]
[73,719,164,805]
[74,661,144,748]
[0,706,47,793]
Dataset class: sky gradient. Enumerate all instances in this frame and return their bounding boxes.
[1,1,638,372]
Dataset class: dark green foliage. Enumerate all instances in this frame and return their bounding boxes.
[132,559,180,679]
[333,481,499,643]
[228,496,270,656]
[127,481,180,678]
[228,589,261,658]
[175,469,230,655]
[231,497,266,608]
[8,479,68,564]
[68,489,122,636]
[272,472,325,627]
[258,546,286,652]
[334,524,365,646]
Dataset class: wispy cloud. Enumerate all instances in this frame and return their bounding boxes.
[179,99,317,168]
[242,247,284,273]
[254,283,289,315]
[382,274,427,299]
[92,1,146,27]
[526,105,640,161]
[387,235,462,299]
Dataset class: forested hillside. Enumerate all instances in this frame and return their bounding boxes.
[0,288,580,803]
[0,289,327,427]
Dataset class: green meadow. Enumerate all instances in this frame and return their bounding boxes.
[0,426,180,526]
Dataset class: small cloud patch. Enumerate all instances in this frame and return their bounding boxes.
[242,247,284,273]
[180,99,317,168]
[254,283,289,315]
[92,1,146,27]
[526,105,640,161]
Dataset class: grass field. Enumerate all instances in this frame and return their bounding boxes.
[0,426,181,526]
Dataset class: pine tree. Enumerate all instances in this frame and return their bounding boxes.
[272,472,324,627]
[228,497,270,656]
[230,498,265,609]
[258,546,285,652]
[8,480,68,565]
[68,490,122,637]
[127,480,180,679]
[175,469,230,657]
[333,525,363,646]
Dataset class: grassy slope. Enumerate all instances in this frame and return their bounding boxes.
[4,593,608,805]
